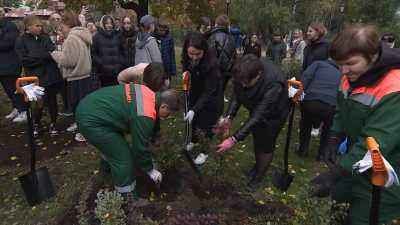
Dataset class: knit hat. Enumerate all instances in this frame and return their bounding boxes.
[140,15,154,27]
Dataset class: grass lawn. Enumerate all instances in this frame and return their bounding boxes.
[0,50,398,225]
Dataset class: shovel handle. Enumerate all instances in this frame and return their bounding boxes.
[287,80,303,102]
[16,77,39,102]
[183,72,189,91]
[366,137,387,187]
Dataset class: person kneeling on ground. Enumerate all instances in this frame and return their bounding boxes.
[217,54,290,191]
[75,85,180,201]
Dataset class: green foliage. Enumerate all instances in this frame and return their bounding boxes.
[1,0,20,7]
[281,60,303,80]
[75,179,94,225]
[94,188,126,225]
[12,19,25,34]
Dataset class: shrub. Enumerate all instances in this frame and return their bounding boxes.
[94,188,126,225]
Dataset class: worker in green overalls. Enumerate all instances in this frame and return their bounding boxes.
[75,84,180,200]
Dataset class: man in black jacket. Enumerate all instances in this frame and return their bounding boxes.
[205,15,236,102]
[0,6,28,122]
[216,54,290,191]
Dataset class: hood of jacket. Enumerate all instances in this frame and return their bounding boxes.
[350,42,400,88]
[99,15,115,31]
[325,60,338,69]
[136,32,154,49]
[68,27,92,46]
[205,26,229,38]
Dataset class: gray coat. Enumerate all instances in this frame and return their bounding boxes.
[135,32,162,65]
[266,39,287,63]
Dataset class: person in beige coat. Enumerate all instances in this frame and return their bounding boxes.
[51,10,94,142]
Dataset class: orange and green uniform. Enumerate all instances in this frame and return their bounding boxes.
[331,70,400,224]
[75,84,160,199]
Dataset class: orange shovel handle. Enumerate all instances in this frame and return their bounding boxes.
[183,72,189,91]
[16,77,39,102]
[287,80,303,102]
[366,137,388,187]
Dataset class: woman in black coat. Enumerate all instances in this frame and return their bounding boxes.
[303,22,332,72]
[91,15,123,87]
[15,15,63,136]
[119,15,141,69]
[243,33,261,58]
[217,54,290,191]
[182,32,224,165]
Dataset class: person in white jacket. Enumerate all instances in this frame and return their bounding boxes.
[291,29,306,62]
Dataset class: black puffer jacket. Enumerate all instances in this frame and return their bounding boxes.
[119,30,141,69]
[205,26,237,72]
[15,33,62,87]
[91,18,123,76]
[266,39,287,63]
[226,61,290,142]
[188,63,223,118]
[0,18,22,76]
[302,36,332,72]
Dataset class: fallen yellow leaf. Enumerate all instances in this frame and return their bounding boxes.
[206,191,210,195]
[53,141,57,144]
[62,183,67,188]
[238,150,243,153]
[11,156,17,160]
[392,219,398,224]
[25,144,28,147]
[11,135,16,137]
[42,147,47,150]
[240,122,244,126]
[55,156,61,159]
[282,128,286,131]
[241,144,245,148]
[67,140,71,143]
[4,198,10,202]
[258,200,265,204]
[91,151,95,155]
[228,155,233,160]
[163,193,167,196]
[270,162,275,166]
[268,190,275,195]
[237,191,241,194]
[283,191,286,195]
[300,168,307,173]
[149,197,154,201]
[37,142,43,146]
[18,135,22,137]
[235,162,239,166]
[151,192,154,197]
[93,170,99,175]
[288,165,293,168]
[166,205,172,210]
[104,213,109,218]
[32,206,36,210]
[281,199,287,205]
[247,216,252,220]
[0,172,6,176]
[16,164,20,167]
[265,187,272,192]
[289,194,296,199]
[291,169,296,174]
[64,143,69,146]
[178,131,181,134]
[13,177,18,181]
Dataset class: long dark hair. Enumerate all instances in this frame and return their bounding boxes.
[182,32,217,72]
[196,17,210,30]
[143,62,169,92]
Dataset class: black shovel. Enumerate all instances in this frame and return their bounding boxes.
[182,72,202,184]
[16,77,55,206]
[272,80,303,192]
[366,137,387,225]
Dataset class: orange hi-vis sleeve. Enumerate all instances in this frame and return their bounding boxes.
[133,84,157,120]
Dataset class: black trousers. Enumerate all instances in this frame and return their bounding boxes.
[0,74,29,111]
[221,72,231,97]
[99,74,119,87]
[298,100,336,155]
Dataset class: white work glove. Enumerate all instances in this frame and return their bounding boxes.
[288,86,305,101]
[182,71,191,81]
[20,83,45,101]
[183,110,195,124]
[147,169,162,183]
[352,151,399,188]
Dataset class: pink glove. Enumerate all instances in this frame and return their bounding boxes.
[220,117,231,137]
[216,137,236,154]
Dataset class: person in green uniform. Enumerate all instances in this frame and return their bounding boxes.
[308,24,400,224]
[75,84,180,200]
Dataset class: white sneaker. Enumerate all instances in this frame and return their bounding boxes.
[194,153,208,165]
[311,128,320,137]
[12,111,27,122]
[186,142,199,151]
[5,108,19,119]
[67,122,78,132]
[75,132,86,142]
[224,96,229,102]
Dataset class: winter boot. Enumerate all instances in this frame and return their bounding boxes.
[246,174,264,191]
[295,146,307,158]
[244,164,259,177]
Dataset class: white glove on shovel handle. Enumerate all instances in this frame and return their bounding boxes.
[184,110,195,124]
[21,83,45,102]
[147,169,162,183]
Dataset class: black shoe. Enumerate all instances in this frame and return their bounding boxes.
[246,174,264,191]
[295,146,307,158]
[49,123,59,135]
[64,107,73,116]
[244,164,259,177]
[33,124,39,137]
[99,168,111,177]
[316,154,325,162]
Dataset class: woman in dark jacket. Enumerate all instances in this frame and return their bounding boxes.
[302,22,332,72]
[15,15,63,136]
[295,60,343,161]
[119,15,140,69]
[217,54,290,191]
[266,31,287,63]
[243,33,261,58]
[182,32,224,165]
[91,15,123,87]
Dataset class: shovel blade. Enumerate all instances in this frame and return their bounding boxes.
[271,168,293,192]
[19,167,55,206]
